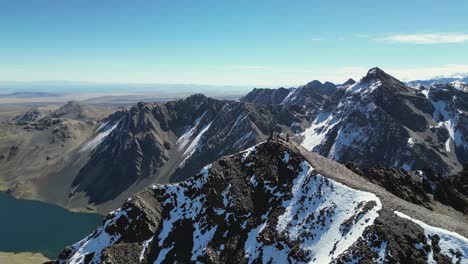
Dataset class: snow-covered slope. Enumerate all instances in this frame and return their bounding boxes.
[423,84,468,163]
[408,73,468,92]
[299,67,466,175]
[238,67,465,175]
[394,211,467,264]
[54,140,468,264]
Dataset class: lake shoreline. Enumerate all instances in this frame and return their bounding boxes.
[0,190,106,216]
[0,251,50,264]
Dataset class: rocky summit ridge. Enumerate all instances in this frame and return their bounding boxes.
[51,139,468,264]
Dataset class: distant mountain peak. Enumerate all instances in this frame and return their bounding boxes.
[360,67,403,87]
[181,93,212,105]
[306,80,323,87]
[51,100,85,117]
[185,93,207,100]
[304,80,337,96]
[342,78,356,86]
[63,100,81,107]
[364,67,387,79]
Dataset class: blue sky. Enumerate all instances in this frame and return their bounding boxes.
[1,0,468,86]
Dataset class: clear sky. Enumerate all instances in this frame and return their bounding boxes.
[1,0,468,87]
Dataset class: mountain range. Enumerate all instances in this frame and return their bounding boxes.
[242,68,467,175]
[1,68,466,215]
[408,73,468,92]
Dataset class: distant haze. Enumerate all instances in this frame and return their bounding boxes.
[0,81,251,95]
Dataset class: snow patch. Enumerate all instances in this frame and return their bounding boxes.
[63,208,129,264]
[139,236,154,261]
[329,126,368,160]
[179,121,213,166]
[176,111,207,150]
[394,211,468,263]
[191,223,217,261]
[246,160,382,263]
[280,88,298,104]
[241,145,257,162]
[301,112,337,151]
[282,150,290,163]
[347,80,382,94]
[80,121,119,152]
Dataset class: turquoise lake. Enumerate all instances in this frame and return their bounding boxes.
[0,192,102,259]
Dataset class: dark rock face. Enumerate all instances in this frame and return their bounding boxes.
[346,164,432,209]
[240,87,291,105]
[53,140,468,264]
[72,95,225,204]
[346,163,468,214]
[423,164,468,214]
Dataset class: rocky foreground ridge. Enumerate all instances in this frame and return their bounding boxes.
[51,139,468,264]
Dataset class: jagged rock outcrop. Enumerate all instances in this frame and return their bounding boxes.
[52,140,468,264]
[346,163,468,214]
[13,108,48,123]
